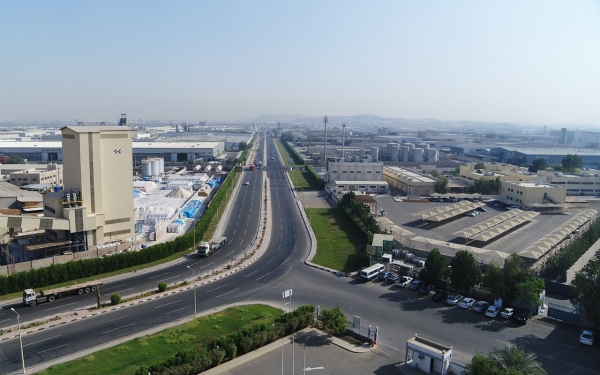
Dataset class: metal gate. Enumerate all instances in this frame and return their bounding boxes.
[547,303,581,326]
[347,322,377,342]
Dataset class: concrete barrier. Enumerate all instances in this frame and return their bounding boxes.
[53,254,72,265]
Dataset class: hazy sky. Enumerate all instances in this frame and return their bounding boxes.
[1,1,599,124]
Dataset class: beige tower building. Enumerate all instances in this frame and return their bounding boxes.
[43,126,135,247]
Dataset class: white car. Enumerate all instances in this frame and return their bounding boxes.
[466,211,477,217]
[459,298,476,309]
[500,307,514,319]
[485,305,501,318]
[395,276,413,288]
[244,181,249,185]
[580,330,595,346]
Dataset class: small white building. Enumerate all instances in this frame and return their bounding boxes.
[402,334,461,375]
[326,156,384,183]
[328,181,388,196]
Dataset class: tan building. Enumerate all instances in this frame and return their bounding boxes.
[458,164,535,185]
[501,180,566,208]
[537,171,600,196]
[383,166,435,195]
[43,126,135,246]
[326,157,383,182]
[9,164,63,187]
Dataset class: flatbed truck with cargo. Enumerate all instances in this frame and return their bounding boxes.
[22,282,103,306]
[197,236,227,257]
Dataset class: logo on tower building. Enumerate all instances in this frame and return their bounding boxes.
[114,149,122,154]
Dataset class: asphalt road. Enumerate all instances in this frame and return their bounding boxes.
[0,135,598,375]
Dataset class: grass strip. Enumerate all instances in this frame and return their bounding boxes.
[274,138,301,166]
[38,304,282,375]
[308,208,367,272]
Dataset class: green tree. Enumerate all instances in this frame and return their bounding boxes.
[434,177,449,194]
[571,262,600,329]
[451,250,481,293]
[158,281,168,292]
[319,304,347,334]
[110,293,121,305]
[483,262,504,300]
[238,141,248,151]
[280,132,294,142]
[418,248,449,287]
[502,253,528,305]
[561,154,583,173]
[474,162,486,169]
[516,277,545,310]
[430,170,440,178]
[463,352,505,375]
[492,344,547,375]
[8,156,24,164]
[550,164,563,171]
[528,158,548,173]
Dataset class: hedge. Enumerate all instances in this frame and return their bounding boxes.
[135,304,315,375]
[0,168,237,296]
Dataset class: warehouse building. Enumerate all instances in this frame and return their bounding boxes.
[9,164,63,187]
[493,147,600,166]
[383,166,435,195]
[501,180,566,208]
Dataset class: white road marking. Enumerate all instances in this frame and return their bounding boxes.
[113,287,134,294]
[226,250,234,257]
[154,299,183,309]
[0,319,10,323]
[102,315,128,324]
[245,269,259,277]
[165,306,189,315]
[281,257,290,264]
[216,288,239,298]
[187,260,203,267]
[267,256,275,264]
[159,275,181,282]
[103,284,127,290]
[24,335,61,347]
[101,323,135,335]
[38,343,69,353]
[148,272,171,280]
[206,284,228,293]
[228,239,234,244]
[44,302,78,311]
[256,272,270,281]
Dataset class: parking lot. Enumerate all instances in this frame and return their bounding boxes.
[375,195,579,255]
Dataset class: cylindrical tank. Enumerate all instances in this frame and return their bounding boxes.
[390,144,400,161]
[401,146,409,162]
[417,143,430,150]
[387,144,395,160]
[150,159,160,176]
[370,147,379,161]
[203,165,212,173]
[193,165,202,173]
[215,165,223,173]
[142,159,152,177]
[158,158,164,173]
[426,148,438,162]
[413,148,424,162]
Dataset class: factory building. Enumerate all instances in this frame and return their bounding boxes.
[501,181,566,208]
[326,155,384,182]
[493,147,600,166]
[9,164,63,187]
[537,170,600,196]
[383,166,436,196]
[42,126,135,247]
[458,164,535,185]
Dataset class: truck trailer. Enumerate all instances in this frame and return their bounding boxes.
[197,236,227,257]
[22,282,103,306]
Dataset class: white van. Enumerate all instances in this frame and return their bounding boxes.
[359,263,385,281]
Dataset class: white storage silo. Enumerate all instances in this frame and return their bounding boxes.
[390,144,400,161]
[150,159,160,176]
[215,165,223,173]
[370,147,379,161]
[412,148,424,162]
[158,157,164,173]
[401,146,409,162]
[418,143,430,150]
[426,148,438,162]
[203,165,212,173]
[141,159,152,177]
[193,165,202,173]
[386,144,395,160]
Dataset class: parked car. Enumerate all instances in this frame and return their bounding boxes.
[243,181,249,185]
[432,290,449,301]
[418,284,434,295]
[580,330,596,346]
[449,197,458,202]
[466,211,477,217]
[386,273,400,283]
[477,206,487,212]
[506,205,519,210]
[446,294,464,306]
[378,271,391,281]
[514,309,532,324]
[500,307,514,319]
[459,298,476,309]
[472,301,490,313]
[485,305,501,318]
[409,280,422,290]
[395,276,413,288]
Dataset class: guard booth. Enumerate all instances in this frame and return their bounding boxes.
[402,334,456,375]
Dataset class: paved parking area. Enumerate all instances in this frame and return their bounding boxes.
[375,195,579,255]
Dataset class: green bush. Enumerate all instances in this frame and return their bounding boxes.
[158,282,168,292]
[110,293,121,305]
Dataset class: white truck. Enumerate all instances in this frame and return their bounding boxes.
[197,236,227,257]
[22,282,103,306]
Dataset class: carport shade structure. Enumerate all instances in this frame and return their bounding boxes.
[410,201,487,222]
[452,210,540,242]
[23,240,72,258]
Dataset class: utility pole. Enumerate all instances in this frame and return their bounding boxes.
[341,123,346,160]
[323,116,328,166]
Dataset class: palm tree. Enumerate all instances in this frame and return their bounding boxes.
[492,344,547,375]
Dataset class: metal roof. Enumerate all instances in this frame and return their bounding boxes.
[452,210,540,241]
[62,126,133,133]
[0,140,223,150]
[410,201,486,222]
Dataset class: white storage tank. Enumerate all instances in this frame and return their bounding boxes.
[370,147,379,161]
[150,159,160,176]
[215,165,223,173]
[417,143,430,150]
[401,146,410,162]
[193,165,202,173]
[426,148,438,162]
[203,165,212,173]
[141,159,152,177]
[390,144,400,161]
[158,157,164,173]
[412,148,424,162]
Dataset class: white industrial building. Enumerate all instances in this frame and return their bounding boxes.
[9,164,63,187]
[326,155,384,182]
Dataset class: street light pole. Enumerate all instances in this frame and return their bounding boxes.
[11,308,25,374]
[186,266,197,318]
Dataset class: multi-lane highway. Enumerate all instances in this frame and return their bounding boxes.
[1,134,599,375]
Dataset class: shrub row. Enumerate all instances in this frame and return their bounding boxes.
[306,166,325,189]
[0,169,237,297]
[279,139,303,165]
[135,305,315,375]
[541,216,600,279]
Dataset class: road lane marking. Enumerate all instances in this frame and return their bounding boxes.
[206,284,229,293]
[101,323,135,335]
[154,299,183,309]
[102,315,128,324]
[148,272,171,280]
[216,288,239,298]
[158,275,181,282]
[0,319,10,323]
[228,239,234,244]
[24,335,61,347]
[239,239,244,245]
[281,257,290,264]
[165,307,189,315]
[102,284,127,290]
[226,250,234,257]
[267,256,275,264]
[113,288,134,294]
[187,260,203,267]
[38,343,69,353]
[44,302,78,311]
[256,272,270,281]
[245,269,259,277]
